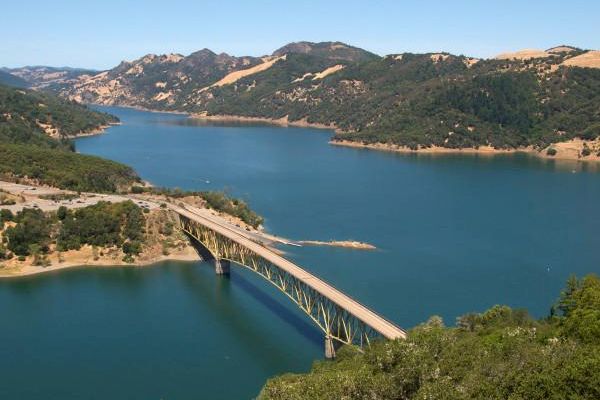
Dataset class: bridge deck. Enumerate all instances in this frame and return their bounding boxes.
[170,204,406,341]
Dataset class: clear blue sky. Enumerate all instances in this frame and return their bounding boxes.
[2,0,599,70]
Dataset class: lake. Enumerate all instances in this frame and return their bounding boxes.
[1,105,598,399]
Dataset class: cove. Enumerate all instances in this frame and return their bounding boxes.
[1,105,598,399]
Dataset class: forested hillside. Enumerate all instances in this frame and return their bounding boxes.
[54,42,600,155]
[196,51,600,152]
[0,84,118,140]
[0,70,28,88]
[260,274,600,400]
[0,84,138,192]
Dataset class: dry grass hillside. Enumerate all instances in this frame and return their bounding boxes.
[495,49,551,60]
[561,50,600,69]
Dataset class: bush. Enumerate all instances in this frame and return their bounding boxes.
[547,147,557,156]
[122,240,142,256]
[0,209,14,223]
[130,186,145,194]
[556,274,600,343]
[0,244,11,260]
[260,275,600,400]
[148,187,263,228]
[57,201,145,252]
[5,208,51,256]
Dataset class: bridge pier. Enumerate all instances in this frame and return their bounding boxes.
[324,335,339,359]
[215,259,230,275]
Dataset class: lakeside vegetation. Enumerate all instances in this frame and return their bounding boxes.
[0,143,139,193]
[0,202,147,264]
[260,274,600,399]
[0,83,118,139]
[133,186,264,228]
[0,83,140,192]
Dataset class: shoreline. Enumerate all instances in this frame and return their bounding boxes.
[65,121,122,139]
[0,248,201,279]
[84,103,600,163]
[189,113,338,131]
[86,103,337,131]
[89,102,190,116]
[330,139,600,163]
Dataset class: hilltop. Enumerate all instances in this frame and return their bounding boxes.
[0,70,29,88]
[21,42,600,160]
[272,41,379,63]
[5,66,97,91]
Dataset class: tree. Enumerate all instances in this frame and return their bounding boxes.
[5,208,50,256]
[260,275,600,400]
[56,205,68,220]
[558,274,600,343]
[0,208,14,223]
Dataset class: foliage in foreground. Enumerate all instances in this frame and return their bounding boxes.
[260,275,600,400]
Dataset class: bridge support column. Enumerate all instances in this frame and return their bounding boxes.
[324,335,338,359]
[215,259,230,276]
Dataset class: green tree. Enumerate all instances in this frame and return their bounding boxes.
[259,275,600,400]
[558,274,600,343]
[5,208,50,256]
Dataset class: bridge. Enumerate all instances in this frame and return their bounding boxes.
[168,203,406,358]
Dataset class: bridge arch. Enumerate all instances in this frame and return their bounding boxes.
[172,205,406,357]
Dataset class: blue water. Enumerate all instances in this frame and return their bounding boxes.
[1,105,598,399]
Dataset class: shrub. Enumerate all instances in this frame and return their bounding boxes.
[5,208,51,256]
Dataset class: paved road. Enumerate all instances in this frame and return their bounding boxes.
[0,181,156,213]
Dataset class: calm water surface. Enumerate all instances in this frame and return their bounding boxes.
[1,106,598,399]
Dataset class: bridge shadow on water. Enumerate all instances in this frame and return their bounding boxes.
[182,234,322,349]
[229,269,322,348]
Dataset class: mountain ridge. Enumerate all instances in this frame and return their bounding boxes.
[10,41,600,158]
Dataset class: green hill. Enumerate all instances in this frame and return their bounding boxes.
[0,84,118,141]
[56,43,600,154]
[0,70,29,88]
[198,51,600,151]
[272,41,380,63]
[0,84,138,192]
[260,274,600,400]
